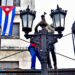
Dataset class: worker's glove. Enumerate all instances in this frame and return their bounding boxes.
[35,24,40,32]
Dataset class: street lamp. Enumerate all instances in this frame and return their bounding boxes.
[20,5,67,75]
[72,21,75,54]
[50,5,67,34]
[20,6,36,34]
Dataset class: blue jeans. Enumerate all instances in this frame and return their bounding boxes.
[28,45,41,69]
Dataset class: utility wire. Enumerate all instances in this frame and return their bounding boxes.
[0,32,75,61]
[0,33,75,61]
[1,32,30,43]
[0,49,75,61]
[62,33,72,38]
[0,50,25,60]
[20,38,30,43]
[56,52,75,61]
[0,32,72,44]
[19,33,72,43]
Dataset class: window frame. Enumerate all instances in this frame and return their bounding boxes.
[13,0,20,7]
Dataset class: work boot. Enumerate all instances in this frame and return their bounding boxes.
[54,65,57,69]
[48,65,53,71]
[48,65,52,69]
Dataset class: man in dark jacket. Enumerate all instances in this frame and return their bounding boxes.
[46,24,57,69]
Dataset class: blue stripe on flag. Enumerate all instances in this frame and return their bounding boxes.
[0,8,2,26]
[2,15,9,35]
[9,7,15,35]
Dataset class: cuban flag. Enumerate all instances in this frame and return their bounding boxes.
[0,6,15,36]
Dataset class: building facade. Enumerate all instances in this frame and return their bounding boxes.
[0,0,35,69]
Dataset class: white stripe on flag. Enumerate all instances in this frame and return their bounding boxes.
[1,10,5,35]
[6,11,12,35]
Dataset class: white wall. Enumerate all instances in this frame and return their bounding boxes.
[0,50,31,69]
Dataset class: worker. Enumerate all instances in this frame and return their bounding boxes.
[28,24,41,70]
[46,24,57,69]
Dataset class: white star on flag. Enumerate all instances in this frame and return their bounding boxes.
[5,8,10,11]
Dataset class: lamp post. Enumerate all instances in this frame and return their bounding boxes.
[50,5,67,34]
[20,5,67,75]
[72,21,75,54]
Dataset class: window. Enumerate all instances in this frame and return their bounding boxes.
[0,61,19,69]
[2,0,13,6]
[2,0,20,6]
[13,0,20,6]
[0,0,1,6]
[12,23,20,39]
[1,23,20,39]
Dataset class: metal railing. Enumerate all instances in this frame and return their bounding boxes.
[0,69,75,75]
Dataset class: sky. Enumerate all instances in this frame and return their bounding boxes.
[34,0,75,69]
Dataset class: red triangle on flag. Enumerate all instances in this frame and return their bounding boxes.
[0,6,15,16]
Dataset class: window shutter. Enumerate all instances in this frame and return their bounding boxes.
[12,24,19,38]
